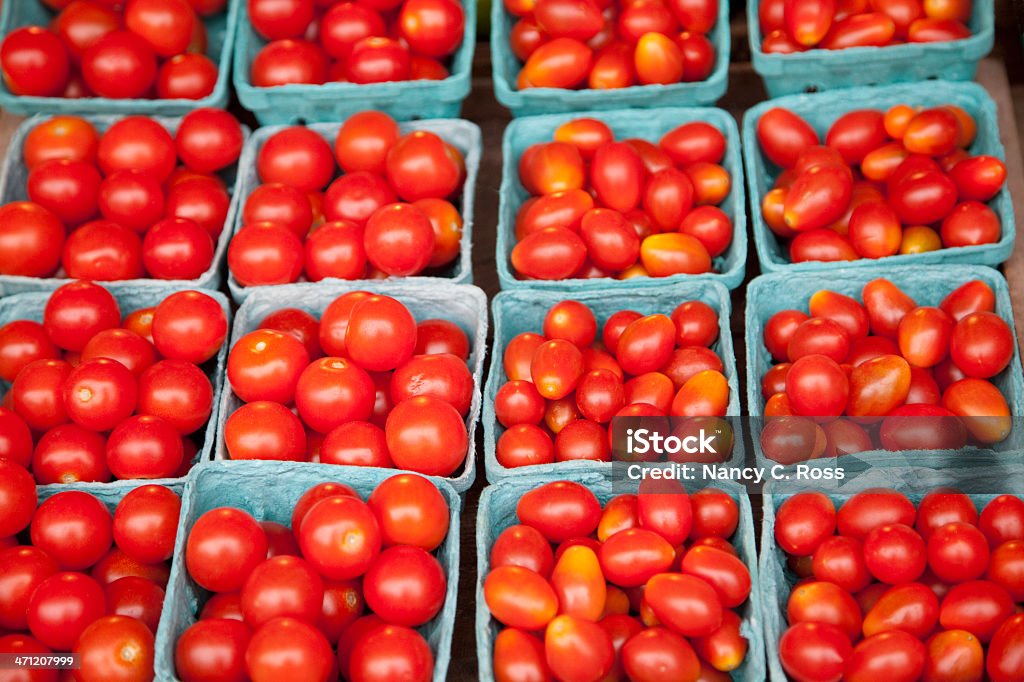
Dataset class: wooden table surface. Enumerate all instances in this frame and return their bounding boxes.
[2,39,1023,682]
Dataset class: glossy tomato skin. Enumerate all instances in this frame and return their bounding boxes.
[845,630,926,682]
[347,624,434,682]
[245,617,334,682]
[987,613,1024,682]
[185,507,268,593]
[517,481,601,543]
[778,622,852,682]
[175,618,252,682]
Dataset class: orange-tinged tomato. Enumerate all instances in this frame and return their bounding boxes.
[670,370,728,417]
[942,378,1011,443]
[640,233,712,276]
[505,332,545,382]
[846,354,911,416]
[787,580,863,641]
[633,32,684,85]
[521,141,586,195]
[924,629,984,682]
[554,118,614,160]
[784,0,836,45]
[597,494,639,542]
[492,628,550,682]
[897,306,953,368]
[550,545,606,622]
[683,162,730,206]
[691,610,747,673]
[588,41,635,89]
[884,103,918,138]
[762,187,795,238]
[680,546,750,608]
[531,339,584,400]
[903,108,961,156]
[899,225,942,254]
[809,290,869,340]
[522,37,593,89]
[765,391,794,416]
[861,142,910,182]
[413,198,463,268]
[484,565,558,629]
[942,104,976,147]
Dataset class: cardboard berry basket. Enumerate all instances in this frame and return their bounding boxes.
[760,464,1024,681]
[0,0,240,115]
[747,0,994,98]
[231,0,475,124]
[496,107,746,291]
[0,284,231,496]
[0,114,250,296]
[213,280,488,493]
[744,265,1024,470]
[483,280,743,484]
[475,471,767,680]
[153,460,461,681]
[490,0,730,116]
[743,81,1014,276]
[226,118,481,304]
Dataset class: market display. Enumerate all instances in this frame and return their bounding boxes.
[773,488,1024,682]
[493,297,730,468]
[229,112,466,287]
[483,479,752,680]
[0,0,228,100]
[505,0,717,89]
[247,0,466,86]
[0,110,243,282]
[511,117,733,280]
[224,291,473,477]
[0,484,181,680]
[174,473,450,682]
[756,102,1006,263]
[0,281,227,483]
[0,0,1022,678]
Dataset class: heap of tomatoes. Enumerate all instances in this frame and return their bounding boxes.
[759,277,1015,463]
[0,0,226,101]
[756,103,1006,264]
[759,0,973,53]
[495,298,731,469]
[229,111,466,287]
[0,481,182,681]
[775,488,1024,682]
[0,280,227,483]
[225,292,474,477]
[485,479,751,680]
[0,110,243,283]
[512,118,733,281]
[176,473,449,682]
[247,0,465,86]
[506,0,716,90]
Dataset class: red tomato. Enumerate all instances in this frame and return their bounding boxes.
[151,290,225,364]
[949,311,1013,378]
[787,580,862,641]
[386,396,468,476]
[320,3,386,60]
[485,565,558,629]
[864,523,927,584]
[257,127,334,193]
[248,0,315,40]
[251,39,328,87]
[516,481,600,543]
[1,27,70,96]
[125,0,196,57]
[778,621,852,682]
[175,618,251,682]
[757,108,819,169]
[938,580,1014,643]
[987,613,1024,682]
[775,492,836,556]
[245,617,334,682]
[980,495,1024,547]
[27,572,106,651]
[0,201,65,277]
[137,359,213,435]
[81,30,157,98]
[862,582,938,639]
[845,631,925,682]
[521,38,592,88]
[229,223,304,286]
[862,278,917,338]
[347,624,434,682]
[346,37,412,83]
[156,52,219,99]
